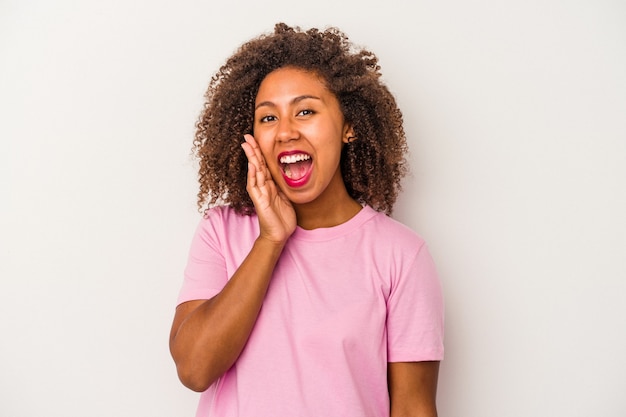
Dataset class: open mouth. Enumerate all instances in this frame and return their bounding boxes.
[279,151,313,186]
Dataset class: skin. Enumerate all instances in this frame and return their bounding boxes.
[252,66,362,230]
[169,67,439,415]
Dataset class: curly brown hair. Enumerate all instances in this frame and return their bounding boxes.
[193,23,408,215]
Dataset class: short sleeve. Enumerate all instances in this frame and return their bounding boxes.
[177,211,229,305]
[386,243,444,362]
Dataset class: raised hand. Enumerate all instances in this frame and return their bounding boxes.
[241,134,297,244]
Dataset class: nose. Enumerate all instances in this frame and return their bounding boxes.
[276,116,299,143]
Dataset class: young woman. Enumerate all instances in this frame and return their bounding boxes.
[170,23,444,417]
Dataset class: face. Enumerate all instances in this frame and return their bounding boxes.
[253,67,354,206]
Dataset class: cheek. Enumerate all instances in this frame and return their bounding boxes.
[252,130,271,150]
[255,139,275,165]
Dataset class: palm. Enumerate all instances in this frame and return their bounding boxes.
[241,135,296,243]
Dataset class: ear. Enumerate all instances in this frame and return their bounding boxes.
[342,124,356,144]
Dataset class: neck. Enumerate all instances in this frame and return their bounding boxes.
[294,189,362,230]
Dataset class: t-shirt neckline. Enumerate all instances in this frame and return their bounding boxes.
[290,205,378,242]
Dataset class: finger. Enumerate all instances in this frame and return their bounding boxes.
[246,162,257,189]
[277,189,289,204]
[241,141,261,172]
[255,160,266,188]
[243,133,257,147]
[243,134,267,171]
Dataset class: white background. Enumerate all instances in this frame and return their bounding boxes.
[1,0,624,416]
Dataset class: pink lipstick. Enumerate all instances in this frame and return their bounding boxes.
[278,150,313,187]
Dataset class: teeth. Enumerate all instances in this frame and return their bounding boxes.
[280,154,311,164]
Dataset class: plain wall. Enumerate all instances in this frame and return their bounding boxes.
[1,0,624,416]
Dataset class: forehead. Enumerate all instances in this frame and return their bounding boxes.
[255,67,330,101]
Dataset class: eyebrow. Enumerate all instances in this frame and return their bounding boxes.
[255,95,322,111]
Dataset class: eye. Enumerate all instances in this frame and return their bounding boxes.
[258,114,277,123]
[297,109,315,117]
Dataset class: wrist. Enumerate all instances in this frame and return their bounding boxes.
[255,235,288,253]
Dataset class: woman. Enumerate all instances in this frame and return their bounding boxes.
[170,23,444,417]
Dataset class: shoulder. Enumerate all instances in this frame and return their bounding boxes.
[349,207,430,275]
[201,205,257,226]
[195,205,259,245]
[362,207,426,250]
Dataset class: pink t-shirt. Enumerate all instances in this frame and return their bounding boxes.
[178,205,444,417]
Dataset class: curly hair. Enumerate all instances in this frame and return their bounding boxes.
[193,23,408,215]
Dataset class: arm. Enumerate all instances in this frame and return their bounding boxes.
[169,134,296,392]
[169,236,285,391]
[388,361,440,417]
